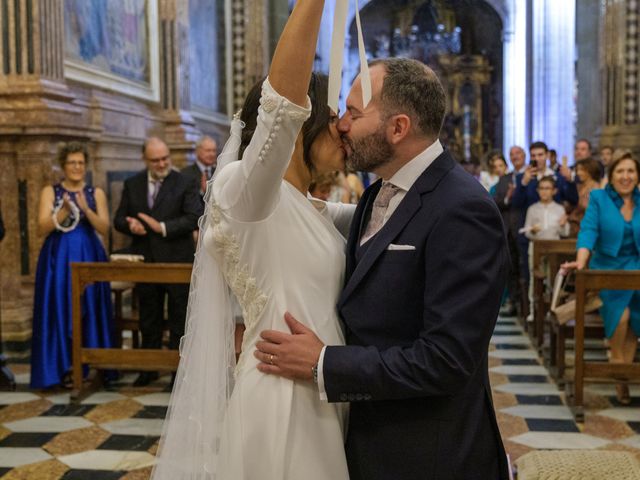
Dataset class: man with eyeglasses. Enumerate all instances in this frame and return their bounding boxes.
[114,137,202,386]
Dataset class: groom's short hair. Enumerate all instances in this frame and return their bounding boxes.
[369,58,446,139]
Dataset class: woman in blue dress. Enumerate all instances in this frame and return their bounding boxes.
[571,153,640,404]
[30,142,113,389]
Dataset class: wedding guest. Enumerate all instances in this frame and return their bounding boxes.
[567,158,602,236]
[575,138,592,162]
[480,150,504,191]
[488,153,508,197]
[603,148,632,186]
[344,169,365,203]
[524,176,570,241]
[513,142,577,319]
[523,176,570,319]
[30,142,113,389]
[549,149,559,172]
[182,135,218,199]
[310,172,339,201]
[600,145,614,170]
[567,153,640,404]
[493,151,522,316]
[114,137,202,387]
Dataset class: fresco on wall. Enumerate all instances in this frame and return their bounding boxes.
[64,0,149,84]
[189,0,226,115]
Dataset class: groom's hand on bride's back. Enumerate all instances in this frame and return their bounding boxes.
[255,312,324,381]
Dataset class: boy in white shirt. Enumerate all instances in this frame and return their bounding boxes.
[524,176,570,241]
[523,176,569,321]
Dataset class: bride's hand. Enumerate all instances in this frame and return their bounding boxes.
[255,312,324,381]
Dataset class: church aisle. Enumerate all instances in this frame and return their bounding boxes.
[491,316,640,466]
[0,316,640,478]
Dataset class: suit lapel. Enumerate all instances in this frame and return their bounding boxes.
[338,151,456,308]
[132,172,151,214]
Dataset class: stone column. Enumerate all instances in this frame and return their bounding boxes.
[0,0,90,358]
[158,0,199,168]
[231,0,269,112]
[598,0,640,156]
[576,0,602,143]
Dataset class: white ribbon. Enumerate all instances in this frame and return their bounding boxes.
[328,0,371,113]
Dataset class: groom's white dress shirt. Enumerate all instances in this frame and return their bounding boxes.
[318,139,444,399]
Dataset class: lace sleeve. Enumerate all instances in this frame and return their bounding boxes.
[214,78,311,222]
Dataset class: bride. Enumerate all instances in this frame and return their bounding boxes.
[152,1,356,478]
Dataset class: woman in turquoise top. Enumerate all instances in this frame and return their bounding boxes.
[571,153,640,404]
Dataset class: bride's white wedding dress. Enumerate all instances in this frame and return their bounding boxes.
[205,78,353,479]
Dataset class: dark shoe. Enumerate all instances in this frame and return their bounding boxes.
[133,371,159,387]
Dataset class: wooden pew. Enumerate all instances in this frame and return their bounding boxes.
[70,262,192,401]
[570,270,640,421]
[531,239,576,350]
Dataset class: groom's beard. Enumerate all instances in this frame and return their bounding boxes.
[344,125,393,173]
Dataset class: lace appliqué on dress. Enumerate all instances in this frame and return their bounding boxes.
[209,202,268,372]
[260,80,311,122]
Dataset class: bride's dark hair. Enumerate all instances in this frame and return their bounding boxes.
[238,73,331,173]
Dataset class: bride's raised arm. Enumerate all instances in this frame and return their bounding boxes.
[214,0,326,222]
[269,0,324,107]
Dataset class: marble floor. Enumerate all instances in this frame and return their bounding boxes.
[0,316,639,478]
[491,316,640,471]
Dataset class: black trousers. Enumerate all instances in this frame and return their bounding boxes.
[136,283,189,350]
[506,230,521,303]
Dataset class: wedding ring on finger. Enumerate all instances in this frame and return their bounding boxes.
[269,354,275,365]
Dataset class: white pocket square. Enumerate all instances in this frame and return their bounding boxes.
[387,244,416,251]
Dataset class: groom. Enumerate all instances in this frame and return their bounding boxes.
[256,58,510,479]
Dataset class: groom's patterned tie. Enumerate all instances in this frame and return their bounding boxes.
[361,181,399,243]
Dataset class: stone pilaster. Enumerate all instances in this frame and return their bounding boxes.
[598,0,640,156]
[232,0,269,112]
[0,0,95,358]
[158,0,199,168]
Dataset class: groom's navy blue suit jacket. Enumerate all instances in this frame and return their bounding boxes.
[324,150,510,480]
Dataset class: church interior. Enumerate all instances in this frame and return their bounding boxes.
[1,0,640,478]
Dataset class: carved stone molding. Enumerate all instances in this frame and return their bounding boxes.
[599,0,640,155]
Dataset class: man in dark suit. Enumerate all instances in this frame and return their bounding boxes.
[494,160,523,316]
[114,137,202,386]
[255,59,509,479]
[181,135,217,200]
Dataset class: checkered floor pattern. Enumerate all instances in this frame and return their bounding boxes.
[491,316,640,468]
[1,315,640,478]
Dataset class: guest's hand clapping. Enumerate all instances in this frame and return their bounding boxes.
[126,216,147,235]
[137,212,163,234]
[61,193,75,213]
[76,190,89,213]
